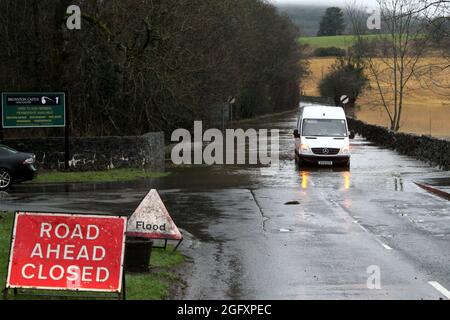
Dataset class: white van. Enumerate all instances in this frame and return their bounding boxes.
[294,105,354,167]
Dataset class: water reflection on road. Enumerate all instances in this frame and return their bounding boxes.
[2,107,450,299]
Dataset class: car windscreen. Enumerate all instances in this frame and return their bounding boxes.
[302,119,347,137]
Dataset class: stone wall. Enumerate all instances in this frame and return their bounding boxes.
[347,118,450,170]
[3,132,165,171]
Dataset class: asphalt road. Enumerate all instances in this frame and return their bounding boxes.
[1,106,450,300]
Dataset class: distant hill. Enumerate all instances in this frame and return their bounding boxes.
[277,4,353,36]
[277,4,424,38]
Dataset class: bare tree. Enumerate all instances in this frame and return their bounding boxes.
[412,0,450,97]
[0,0,307,137]
[347,0,431,131]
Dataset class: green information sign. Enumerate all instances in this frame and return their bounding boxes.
[1,92,66,128]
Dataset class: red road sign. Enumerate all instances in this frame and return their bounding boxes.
[127,189,182,241]
[6,212,127,293]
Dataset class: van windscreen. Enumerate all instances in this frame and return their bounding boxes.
[302,119,347,137]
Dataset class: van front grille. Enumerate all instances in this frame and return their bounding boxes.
[311,148,340,155]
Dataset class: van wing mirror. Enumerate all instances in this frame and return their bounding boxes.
[294,129,300,139]
[349,131,355,139]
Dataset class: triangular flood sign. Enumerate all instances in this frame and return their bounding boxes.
[127,189,182,240]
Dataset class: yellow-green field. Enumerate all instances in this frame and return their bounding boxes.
[298,34,389,49]
[303,57,450,138]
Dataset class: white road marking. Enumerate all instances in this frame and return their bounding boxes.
[353,220,392,250]
[353,220,369,233]
[379,242,393,250]
[323,193,394,252]
[428,281,450,299]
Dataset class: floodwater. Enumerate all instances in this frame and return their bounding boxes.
[303,57,450,140]
[2,104,450,299]
[355,104,450,139]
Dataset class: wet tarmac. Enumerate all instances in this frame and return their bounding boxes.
[1,106,450,299]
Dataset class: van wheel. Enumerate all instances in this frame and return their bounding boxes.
[343,160,351,169]
[0,169,12,190]
[295,154,303,168]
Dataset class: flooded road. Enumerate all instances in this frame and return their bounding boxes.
[1,108,450,299]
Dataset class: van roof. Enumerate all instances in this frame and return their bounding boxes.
[301,105,346,119]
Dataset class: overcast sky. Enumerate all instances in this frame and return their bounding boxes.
[271,0,379,9]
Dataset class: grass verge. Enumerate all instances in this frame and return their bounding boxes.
[31,168,169,184]
[0,211,186,300]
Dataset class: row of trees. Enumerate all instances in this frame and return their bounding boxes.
[0,0,308,137]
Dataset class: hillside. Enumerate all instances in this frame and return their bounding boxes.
[277,4,352,36]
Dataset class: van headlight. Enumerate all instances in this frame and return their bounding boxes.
[340,145,350,155]
[300,144,311,154]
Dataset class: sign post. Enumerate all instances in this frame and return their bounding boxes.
[3,212,127,300]
[228,96,236,125]
[340,95,350,108]
[64,91,70,170]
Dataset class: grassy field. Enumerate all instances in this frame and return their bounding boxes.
[0,211,186,300]
[303,56,450,138]
[298,34,385,49]
[30,168,169,184]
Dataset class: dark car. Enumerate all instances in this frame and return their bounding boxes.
[0,144,37,190]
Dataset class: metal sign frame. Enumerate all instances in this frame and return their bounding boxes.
[2,211,128,300]
[150,238,184,253]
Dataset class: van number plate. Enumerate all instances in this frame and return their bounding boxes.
[318,161,333,166]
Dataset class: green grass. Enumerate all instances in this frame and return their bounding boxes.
[0,211,186,300]
[298,34,389,49]
[124,247,187,300]
[31,168,169,184]
[0,212,13,293]
[151,248,186,268]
